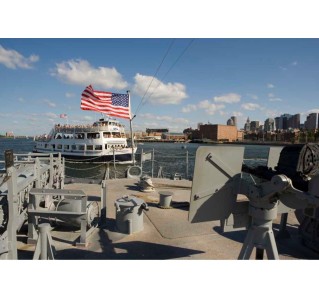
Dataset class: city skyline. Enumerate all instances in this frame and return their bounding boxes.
[1,39,319,136]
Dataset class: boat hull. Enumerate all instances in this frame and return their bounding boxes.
[33,150,136,163]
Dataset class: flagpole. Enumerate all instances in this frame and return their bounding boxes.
[128,91,135,165]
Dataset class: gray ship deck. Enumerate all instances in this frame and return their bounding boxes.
[16,178,319,260]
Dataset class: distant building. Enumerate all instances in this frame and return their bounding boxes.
[304,113,318,130]
[162,132,186,141]
[275,113,300,130]
[231,116,237,127]
[226,116,237,127]
[146,128,169,134]
[250,121,260,132]
[192,124,241,142]
[264,118,275,132]
[197,123,203,130]
[6,131,14,137]
[226,118,234,126]
[244,117,250,132]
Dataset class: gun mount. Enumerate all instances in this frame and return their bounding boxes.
[189,143,319,259]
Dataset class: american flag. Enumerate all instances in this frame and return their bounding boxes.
[80,85,131,119]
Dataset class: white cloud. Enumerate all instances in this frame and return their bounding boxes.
[133,73,188,105]
[0,44,39,69]
[267,92,282,102]
[43,99,56,107]
[65,92,75,98]
[0,113,12,117]
[241,102,261,111]
[18,97,25,103]
[267,83,275,88]
[182,104,197,113]
[213,93,241,103]
[198,100,225,115]
[247,93,258,100]
[291,61,298,66]
[27,116,37,122]
[52,59,128,90]
[307,108,319,114]
[139,113,189,125]
[44,112,58,119]
[269,97,282,102]
[264,109,279,118]
[232,111,243,117]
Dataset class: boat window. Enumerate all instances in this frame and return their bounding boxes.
[55,133,62,139]
[103,132,112,138]
[87,132,100,139]
[113,132,121,138]
[95,145,102,151]
[75,133,85,139]
[87,145,94,151]
[52,144,55,149]
[57,144,62,150]
[71,145,76,150]
[64,145,69,150]
[45,144,48,148]
[78,145,85,151]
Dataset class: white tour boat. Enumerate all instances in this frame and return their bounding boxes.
[33,118,137,163]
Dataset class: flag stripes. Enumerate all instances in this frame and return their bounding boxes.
[80,85,131,119]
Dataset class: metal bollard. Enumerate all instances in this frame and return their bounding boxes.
[39,223,50,260]
[33,223,55,260]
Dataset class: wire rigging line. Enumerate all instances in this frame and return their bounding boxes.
[135,39,195,116]
[134,39,176,116]
[146,39,195,102]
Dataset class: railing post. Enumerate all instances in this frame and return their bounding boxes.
[34,157,41,188]
[140,148,143,174]
[186,150,189,179]
[6,166,18,259]
[113,148,116,179]
[49,153,54,187]
[151,148,154,178]
[61,157,65,189]
[100,180,107,224]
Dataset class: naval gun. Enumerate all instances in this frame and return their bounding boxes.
[188,143,319,259]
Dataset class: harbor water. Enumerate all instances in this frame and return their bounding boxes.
[0,138,274,180]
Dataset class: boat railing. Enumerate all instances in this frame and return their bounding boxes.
[53,124,124,134]
[0,152,63,166]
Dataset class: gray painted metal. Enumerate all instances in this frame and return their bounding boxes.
[115,196,148,234]
[28,188,98,247]
[158,191,173,208]
[0,152,64,258]
[188,144,319,259]
[33,223,55,260]
[100,180,107,224]
[189,146,244,223]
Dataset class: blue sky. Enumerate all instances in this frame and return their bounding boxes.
[1,38,319,136]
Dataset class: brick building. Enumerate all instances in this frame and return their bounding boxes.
[193,124,241,142]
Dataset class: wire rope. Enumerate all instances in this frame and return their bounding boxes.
[135,39,195,116]
[134,39,176,116]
